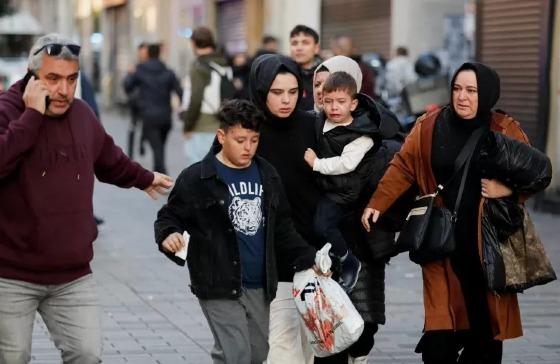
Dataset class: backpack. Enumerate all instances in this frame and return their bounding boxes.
[201,61,235,114]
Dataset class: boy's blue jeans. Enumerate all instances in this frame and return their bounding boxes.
[313,196,348,257]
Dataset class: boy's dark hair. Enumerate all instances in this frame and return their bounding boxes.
[147,44,160,58]
[191,26,216,49]
[217,99,264,132]
[322,72,357,98]
[289,25,319,44]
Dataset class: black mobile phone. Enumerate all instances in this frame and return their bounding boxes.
[20,70,34,92]
[21,70,50,109]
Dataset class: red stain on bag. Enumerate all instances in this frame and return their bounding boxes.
[300,286,342,352]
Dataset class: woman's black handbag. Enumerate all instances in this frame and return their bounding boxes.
[396,128,485,265]
[394,192,436,254]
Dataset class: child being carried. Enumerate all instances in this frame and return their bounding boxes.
[304,71,381,293]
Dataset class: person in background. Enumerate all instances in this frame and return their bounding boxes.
[124,42,148,158]
[332,35,377,100]
[254,35,279,58]
[124,43,183,174]
[289,25,321,111]
[180,26,229,167]
[231,52,251,100]
[0,33,172,364]
[385,46,417,97]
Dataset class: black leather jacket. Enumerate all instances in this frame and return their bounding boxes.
[154,151,316,301]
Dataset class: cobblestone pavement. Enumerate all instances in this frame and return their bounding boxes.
[29,110,560,363]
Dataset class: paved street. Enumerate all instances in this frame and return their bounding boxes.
[30,110,560,364]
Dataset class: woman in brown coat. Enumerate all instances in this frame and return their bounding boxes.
[361,62,528,363]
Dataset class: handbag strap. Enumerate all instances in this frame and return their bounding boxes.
[453,127,486,174]
[441,127,486,217]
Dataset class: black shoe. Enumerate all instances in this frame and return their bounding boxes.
[338,250,361,294]
[94,216,104,226]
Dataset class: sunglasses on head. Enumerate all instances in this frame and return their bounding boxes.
[33,43,81,57]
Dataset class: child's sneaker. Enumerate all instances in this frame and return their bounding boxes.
[338,250,361,294]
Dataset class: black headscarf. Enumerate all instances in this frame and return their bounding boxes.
[248,54,304,126]
[449,62,501,128]
[434,61,502,195]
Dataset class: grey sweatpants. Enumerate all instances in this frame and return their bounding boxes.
[0,274,102,364]
[198,287,270,364]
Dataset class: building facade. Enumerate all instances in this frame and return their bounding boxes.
[476,0,558,209]
[6,0,558,209]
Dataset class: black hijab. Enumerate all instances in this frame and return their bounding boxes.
[449,62,501,128]
[248,54,305,126]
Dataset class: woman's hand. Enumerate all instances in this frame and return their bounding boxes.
[481,178,512,199]
[361,208,380,232]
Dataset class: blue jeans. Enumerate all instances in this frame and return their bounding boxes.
[313,197,348,256]
[0,274,102,364]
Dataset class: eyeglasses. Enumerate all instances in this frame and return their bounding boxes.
[33,43,81,57]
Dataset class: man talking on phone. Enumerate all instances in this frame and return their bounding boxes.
[0,33,173,364]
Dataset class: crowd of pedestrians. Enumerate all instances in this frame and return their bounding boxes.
[0,23,553,364]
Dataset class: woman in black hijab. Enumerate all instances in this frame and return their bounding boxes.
[249,54,321,364]
[429,62,507,363]
[363,62,531,363]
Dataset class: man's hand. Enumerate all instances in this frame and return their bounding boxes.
[361,208,380,232]
[481,178,513,199]
[23,76,49,114]
[144,172,173,200]
[161,232,185,253]
[304,148,317,168]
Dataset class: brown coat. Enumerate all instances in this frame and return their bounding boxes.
[367,108,529,340]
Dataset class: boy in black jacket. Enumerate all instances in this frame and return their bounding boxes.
[154,100,320,364]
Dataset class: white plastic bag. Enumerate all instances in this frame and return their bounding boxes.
[292,243,364,357]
